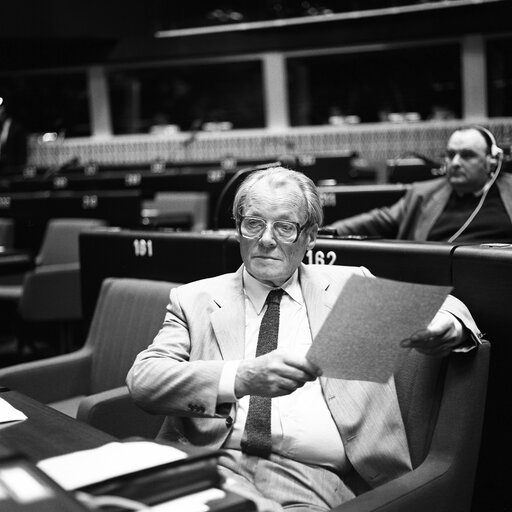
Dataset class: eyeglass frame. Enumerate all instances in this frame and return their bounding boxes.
[236,215,311,244]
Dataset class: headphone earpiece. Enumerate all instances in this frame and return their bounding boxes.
[471,125,503,159]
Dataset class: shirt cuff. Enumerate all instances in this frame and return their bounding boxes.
[438,309,477,352]
[217,360,241,404]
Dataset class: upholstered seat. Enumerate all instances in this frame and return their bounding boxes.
[331,341,489,512]
[0,277,179,439]
[13,218,106,353]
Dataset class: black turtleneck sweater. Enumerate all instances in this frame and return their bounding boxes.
[428,183,512,243]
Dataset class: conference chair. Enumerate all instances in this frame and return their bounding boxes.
[141,191,209,231]
[4,218,106,354]
[331,340,490,512]
[0,277,178,439]
[0,217,105,301]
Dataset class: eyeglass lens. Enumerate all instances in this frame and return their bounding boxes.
[240,217,298,242]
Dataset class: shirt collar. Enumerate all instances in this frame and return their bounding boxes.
[242,267,304,314]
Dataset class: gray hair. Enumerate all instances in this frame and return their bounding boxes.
[232,166,323,227]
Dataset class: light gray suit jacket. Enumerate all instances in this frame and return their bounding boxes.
[127,263,480,489]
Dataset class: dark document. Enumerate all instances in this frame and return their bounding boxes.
[307,275,452,382]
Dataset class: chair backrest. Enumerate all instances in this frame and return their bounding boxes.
[87,277,180,394]
[394,341,490,512]
[36,218,106,266]
[142,191,209,232]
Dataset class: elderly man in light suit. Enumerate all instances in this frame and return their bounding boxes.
[127,167,481,512]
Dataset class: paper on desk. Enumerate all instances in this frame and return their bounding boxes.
[307,275,452,382]
[37,441,187,491]
[0,397,27,423]
[147,488,226,512]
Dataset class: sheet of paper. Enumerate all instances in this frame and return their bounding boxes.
[307,275,452,382]
[148,488,225,511]
[0,397,27,423]
[37,441,187,491]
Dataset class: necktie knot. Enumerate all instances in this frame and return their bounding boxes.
[266,288,284,306]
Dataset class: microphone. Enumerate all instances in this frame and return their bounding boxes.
[397,151,445,176]
[403,152,440,169]
[213,162,281,230]
[431,164,446,176]
[182,119,203,148]
[42,157,80,180]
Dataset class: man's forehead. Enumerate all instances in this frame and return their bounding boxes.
[244,180,306,218]
[448,129,488,151]
[248,178,302,199]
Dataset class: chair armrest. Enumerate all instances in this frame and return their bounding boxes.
[332,453,452,512]
[77,386,165,439]
[19,263,82,321]
[333,343,490,512]
[0,347,93,403]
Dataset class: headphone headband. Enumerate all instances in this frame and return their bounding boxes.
[467,125,503,158]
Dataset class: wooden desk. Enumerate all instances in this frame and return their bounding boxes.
[0,390,115,462]
[0,390,255,511]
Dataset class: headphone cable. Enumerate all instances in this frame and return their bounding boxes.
[447,154,504,243]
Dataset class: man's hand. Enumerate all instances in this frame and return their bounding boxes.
[235,351,322,399]
[400,310,467,357]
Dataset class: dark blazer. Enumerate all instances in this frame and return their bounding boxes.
[328,173,512,241]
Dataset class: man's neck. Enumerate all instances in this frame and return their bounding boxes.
[452,179,493,198]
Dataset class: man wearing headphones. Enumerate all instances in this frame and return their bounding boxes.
[327,126,512,243]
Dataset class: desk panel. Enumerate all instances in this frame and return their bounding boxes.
[308,238,454,285]
[223,235,453,286]
[47,190,145,227]
[8,169,243,231]
[318,184,409,225]
[5,167,234,193]
[79,230,231,322]
[169,234,454,286]
[0,191,51,218]
[0,190,146,253]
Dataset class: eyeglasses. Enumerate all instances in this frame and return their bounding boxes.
[238,216,308,243]
[444,149,485,161]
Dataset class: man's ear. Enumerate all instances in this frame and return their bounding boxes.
[306,224,318,250]
[487,155,498,174]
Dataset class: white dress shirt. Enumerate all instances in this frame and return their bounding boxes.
[219,268,347,471]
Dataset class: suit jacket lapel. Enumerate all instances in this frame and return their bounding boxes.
[414,183,452,240]
[210,266,246,361]
[300,263,334,338]
[300,264,412,487]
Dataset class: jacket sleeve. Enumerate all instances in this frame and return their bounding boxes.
[326,198,406,238]
[126,286,231,419]
[439,294,484,351]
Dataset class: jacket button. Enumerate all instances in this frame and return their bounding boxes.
[225,416,233,428]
